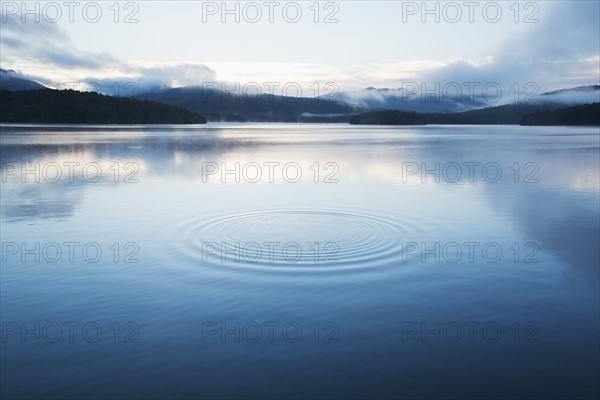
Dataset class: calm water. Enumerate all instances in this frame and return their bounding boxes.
[1,124,599,399]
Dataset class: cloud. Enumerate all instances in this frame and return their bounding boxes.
[0,13,216,93]
[1,14,120,69]
[421,2,600,94]
[504,1,600,62]
[539,85,600,104]
[80,63,217,94]
[327,2,600,107]
[1,2,597,98]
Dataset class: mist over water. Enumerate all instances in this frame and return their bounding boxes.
[1,124,599,399]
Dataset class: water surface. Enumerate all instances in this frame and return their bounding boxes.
[1,124,599,399]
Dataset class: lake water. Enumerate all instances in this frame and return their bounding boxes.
[1,124,599,399]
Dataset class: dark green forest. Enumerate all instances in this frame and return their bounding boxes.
[349,110,425,125]
[2,87,598,126]
[0,89,206,124]
[349,103,600,126]
[520,103,600,126]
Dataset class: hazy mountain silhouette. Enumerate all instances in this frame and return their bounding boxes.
[134,86,361,122]
[133,84,600,122]
[537,85,600,105]
[333,87,488,112]
[349,86,600,125]
[337,85,600,113]
[2,75,598,125]
[0,69,46,91]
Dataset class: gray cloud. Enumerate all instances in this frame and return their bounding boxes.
[1,2,597,100]
[322,3,600,108]
[0,13,216,91]
[540,86,600,104]
[78,64,217,95]
[503,1,600,62]
[1,14,120,69]
[422,2,600,93]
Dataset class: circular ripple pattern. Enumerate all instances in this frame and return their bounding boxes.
[175,210,423,273]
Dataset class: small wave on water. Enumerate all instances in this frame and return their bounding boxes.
[171,209,427,274]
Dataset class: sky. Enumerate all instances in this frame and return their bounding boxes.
[1,0,599,95]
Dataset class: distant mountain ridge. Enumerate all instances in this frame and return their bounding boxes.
[134,86,361,122]
[1,68,598,125]
[540,85,600,96]
[332,86,489,113]
[335,85,600,113]
[133,84,600,121]
[0,68,46,91]
[537,85,600,105]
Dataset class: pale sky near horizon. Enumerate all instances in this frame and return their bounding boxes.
[1,0,598,94]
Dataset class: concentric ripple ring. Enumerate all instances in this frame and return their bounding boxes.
[173,209,424,273]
